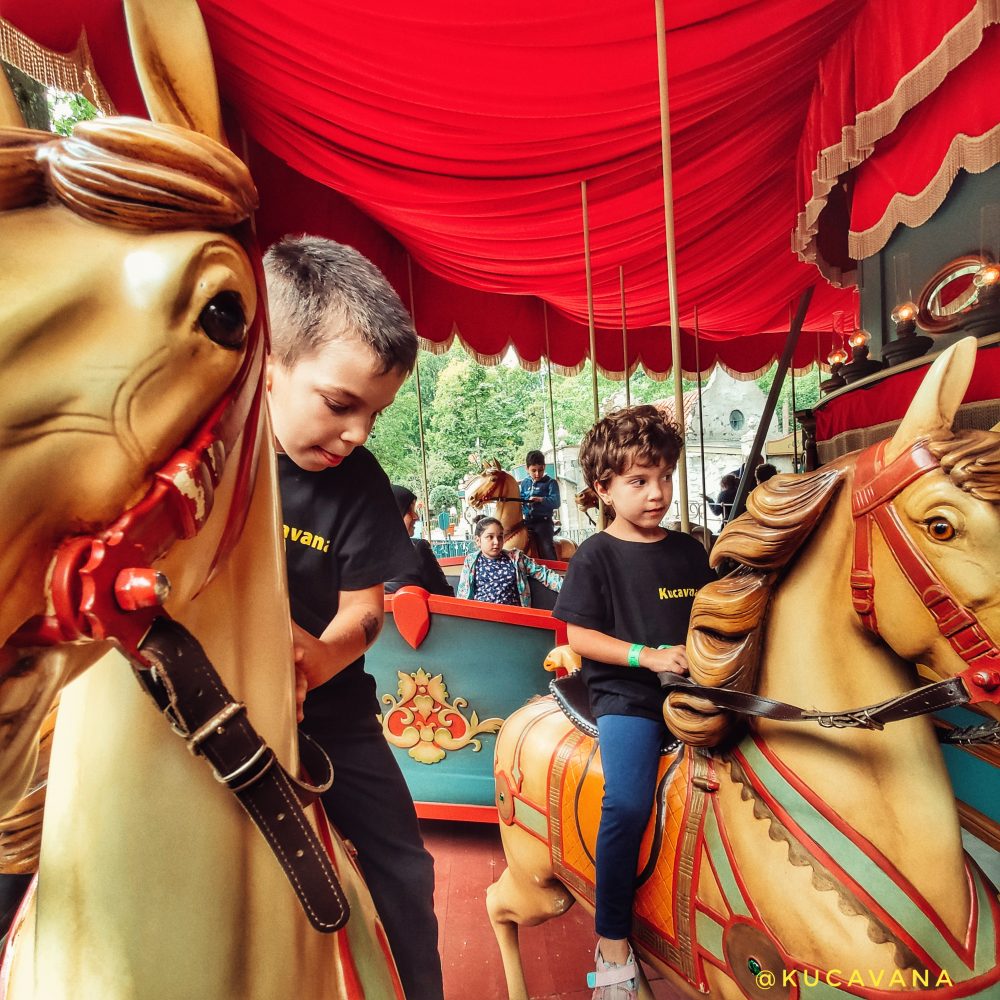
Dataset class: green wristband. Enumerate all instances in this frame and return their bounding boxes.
[627,643,645,668]
[657,644,673,650]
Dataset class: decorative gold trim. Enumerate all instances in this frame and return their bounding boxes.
[916,255,990,333]
[0,19,116,115]
[379,668,502,765]
[793,2,1000,284]
[848,127,1000,263]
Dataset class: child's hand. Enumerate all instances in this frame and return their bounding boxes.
[643,644,689,676]
[291,621,327,719]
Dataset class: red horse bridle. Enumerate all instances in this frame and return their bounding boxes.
[657,437,1000,744]
[6,248,351,932]
[850,438,1000,709]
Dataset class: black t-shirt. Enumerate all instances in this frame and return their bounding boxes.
[278,446,416,722]
[552,530,715,721]
[384,538,454,597]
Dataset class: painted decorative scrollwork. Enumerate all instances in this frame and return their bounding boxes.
[380,668,503,764]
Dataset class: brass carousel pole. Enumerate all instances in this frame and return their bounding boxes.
[543,302,558,469]
[406,254,432,537]
[581,180,605,528]
[653,0,690,532]
[790,305,800,471]
[620,265,631,407]
[693,305,710,551]
[581,179,599,421]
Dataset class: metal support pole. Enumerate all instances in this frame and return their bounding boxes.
[730,287,813,521]
[653,0,689,531]
[406,255,432,535]
[693,305,710,550]
[543,301,558,474]
[581,180,599,421]
[619,266,631,407]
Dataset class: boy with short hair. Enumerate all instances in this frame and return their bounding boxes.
[264,235,443,1000]
[552,405,714,1000]
[519,448,560,560]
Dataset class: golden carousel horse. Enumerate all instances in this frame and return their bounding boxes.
[0,3,400,997]
[489,338,1000,999]
[466,460,577,559]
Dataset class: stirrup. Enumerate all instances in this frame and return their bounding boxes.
[587,944,637,999]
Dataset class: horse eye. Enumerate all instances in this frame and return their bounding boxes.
[198,291,247,349]
[927,518,956,541]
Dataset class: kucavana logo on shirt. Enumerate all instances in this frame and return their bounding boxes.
[658,587,696,599]
[283,523,331,553]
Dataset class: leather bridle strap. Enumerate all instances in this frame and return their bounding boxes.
[660,672,1000,743]
[137,617,349,932]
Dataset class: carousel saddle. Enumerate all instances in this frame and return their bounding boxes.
[548,673,681,754]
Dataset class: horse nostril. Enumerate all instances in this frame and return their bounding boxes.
[198,291,247,350]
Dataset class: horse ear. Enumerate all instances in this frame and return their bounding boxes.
[0,68,26,128]
[123,0,225,144]
[884,337,977,462]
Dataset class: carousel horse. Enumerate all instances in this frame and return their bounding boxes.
[489,338,1000,999]
[0,3,401,997]
[466,460,577,559]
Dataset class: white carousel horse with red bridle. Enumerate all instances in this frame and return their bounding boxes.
[489,338,1000,999]
[465,460,578,560]
[0,3,401,997]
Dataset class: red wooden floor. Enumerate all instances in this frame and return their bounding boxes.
[423,820,685,1000]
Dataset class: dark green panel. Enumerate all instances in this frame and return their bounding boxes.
[368,611,561,807]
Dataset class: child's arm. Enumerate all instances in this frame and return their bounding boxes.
[293,584,385,695]
[522,554,564,591]
[565,623,688,675]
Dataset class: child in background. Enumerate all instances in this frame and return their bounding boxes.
[552,405,714,1000]
[519,449,561,560]
[456,516,562,606]
[385,484,454,596]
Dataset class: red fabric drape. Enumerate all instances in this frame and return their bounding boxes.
[794,0,1000,281]
[814,342,1000,442]
[848,25,1000,259]
[12,1,986,375]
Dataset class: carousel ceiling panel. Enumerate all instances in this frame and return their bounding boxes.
[8,0,997,375]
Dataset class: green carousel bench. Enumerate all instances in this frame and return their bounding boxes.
[368,582,568,822]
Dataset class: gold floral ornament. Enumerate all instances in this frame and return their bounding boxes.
[380,669,503,765]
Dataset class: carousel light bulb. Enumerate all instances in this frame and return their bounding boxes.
[973,264,1000,288]
[827,346,849,366]
[891,302,917,324]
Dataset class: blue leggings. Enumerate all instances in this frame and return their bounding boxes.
[594,714,664,940]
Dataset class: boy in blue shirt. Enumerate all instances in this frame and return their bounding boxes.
[519,449,561,560]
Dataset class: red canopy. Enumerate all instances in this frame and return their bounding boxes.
[5,1,998,375]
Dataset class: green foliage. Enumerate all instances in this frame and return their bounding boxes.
[371,340,771,510]
[756,362,822,418]
[429,484,459,510]
[46,89,99,136]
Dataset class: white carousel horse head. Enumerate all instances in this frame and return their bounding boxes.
[489,338,1000,1000]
